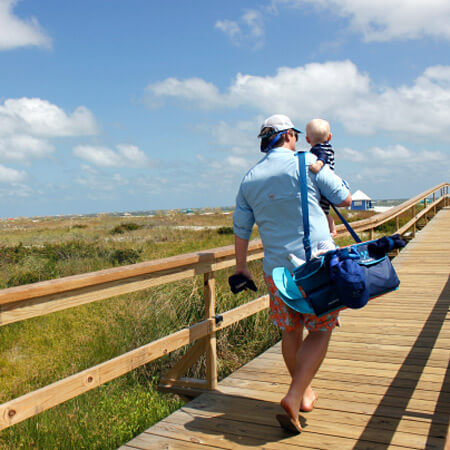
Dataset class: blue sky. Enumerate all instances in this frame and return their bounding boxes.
[0,0,449,217]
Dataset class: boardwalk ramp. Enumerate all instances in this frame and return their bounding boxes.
[122,207,450,449]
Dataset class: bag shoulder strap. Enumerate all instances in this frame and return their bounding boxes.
[297,152,312,261]
[297,152,362,258]
[330,204,362,243]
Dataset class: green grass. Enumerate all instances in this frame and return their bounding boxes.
[0,208,409,449]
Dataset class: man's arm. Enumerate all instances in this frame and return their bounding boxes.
[233,183,255,279]
[336,192,352,207]
[234,235,252,279]
[313,164,351,206]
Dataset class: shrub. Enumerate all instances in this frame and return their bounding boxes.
[7,270,41,287]
[70,224,88,229]
[217,226,233,235]
[0,243,31,265]
[110,223,143,234]
[109,248,142,266]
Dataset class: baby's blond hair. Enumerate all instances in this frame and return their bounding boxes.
[306,119,331,146]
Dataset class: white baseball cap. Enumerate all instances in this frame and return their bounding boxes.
[258,114,302,138]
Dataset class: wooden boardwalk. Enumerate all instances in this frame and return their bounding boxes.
[122,207,450,450]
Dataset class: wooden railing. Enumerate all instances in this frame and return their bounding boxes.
[0,182,448,430]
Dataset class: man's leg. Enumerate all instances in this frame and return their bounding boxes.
[281,327,320,413]
[280,330,332,432]
[281,327,303,377]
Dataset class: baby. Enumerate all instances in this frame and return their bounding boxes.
[306,119,337,237]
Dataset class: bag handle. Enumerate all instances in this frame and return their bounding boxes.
[297,152,361,262]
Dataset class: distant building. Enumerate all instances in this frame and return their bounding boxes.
[351,190,373,211]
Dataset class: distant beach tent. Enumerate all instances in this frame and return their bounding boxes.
[351,190,373,211]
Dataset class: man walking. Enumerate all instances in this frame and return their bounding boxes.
[233,114,351,433]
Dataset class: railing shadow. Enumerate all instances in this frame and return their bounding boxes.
[353,276,450,449]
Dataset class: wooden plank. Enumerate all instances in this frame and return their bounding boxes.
[122,433,223,449]
[160,378,208,390]
[0,265,209,326]
[215,295,270,331]
[235,367,446,393]
[220,376,444,403]
[241,359,447,388]
[161,339,207,383]
[0,241,266,306]
[204,272,217,390]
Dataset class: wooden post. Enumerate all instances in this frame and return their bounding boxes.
[204,272,217,390]
[412,205,416,237]
[395,216,399,232]
[369,228,374,240]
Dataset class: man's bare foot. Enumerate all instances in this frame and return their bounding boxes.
[300,389,318,412]
[280,395,302,432]
[276,414,302,434]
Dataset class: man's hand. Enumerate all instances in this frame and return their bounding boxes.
[232,235,257,293]
[228,273,257,294]
[236,267,252,280]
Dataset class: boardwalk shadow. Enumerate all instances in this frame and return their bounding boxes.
[183,393,308,446]
[353,276,450,450]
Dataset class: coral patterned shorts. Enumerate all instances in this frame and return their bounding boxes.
[264,273,339,333]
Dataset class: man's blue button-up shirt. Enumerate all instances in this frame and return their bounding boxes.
[233,147,349,275]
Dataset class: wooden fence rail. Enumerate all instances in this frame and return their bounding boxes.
[0,182,448,430]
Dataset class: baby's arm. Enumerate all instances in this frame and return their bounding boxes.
[309,150,329,174]
[310,160,325,173]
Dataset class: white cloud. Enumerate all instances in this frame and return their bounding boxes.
[338,143,447,198]
[339,147,366,162]
[145,61,450,139]
[340,144,445,164]
[273,0,450,42]
[146,77,224,109]
[0,164,26,183]
[370,145,445,164]
[215,9,264,48]
[0,97,98,165]
[73,144,153,168]
[226,155,251,169]
[0,98,98,137]
[146,61,369,117]
[210,120,256,156]
[215,19,241,40]
[0,135,53,163]
[0,0,51,50]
